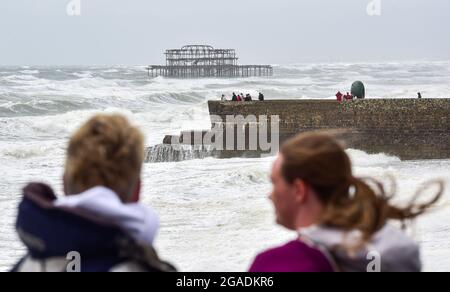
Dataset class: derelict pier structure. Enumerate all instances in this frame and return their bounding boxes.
[147,45,273,78]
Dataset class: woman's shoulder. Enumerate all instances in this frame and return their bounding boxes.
[249,240,334,272]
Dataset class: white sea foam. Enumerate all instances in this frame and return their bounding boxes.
[102,69,120,73]
[0,141,62,160]
[72,71,94,78]
[2,75,40,82]
[19,70,39,75]
[347,149,402,167]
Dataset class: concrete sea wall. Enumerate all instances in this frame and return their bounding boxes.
[207,99,450,160]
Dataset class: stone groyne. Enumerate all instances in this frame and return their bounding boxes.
[146,99,450,162]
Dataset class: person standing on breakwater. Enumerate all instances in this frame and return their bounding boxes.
[418,92,422,99]
[245,94,253,101]
[11,114,176,272]
[335,91,343,102]
[344,92,353,101]
[221,94,227,101]
[232,92,238,101]
[259,92,265,101]
[249,132,444,272]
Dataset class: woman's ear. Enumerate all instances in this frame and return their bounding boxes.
[293,179,308,203]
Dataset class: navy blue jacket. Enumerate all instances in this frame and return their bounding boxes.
[12,183,175,272]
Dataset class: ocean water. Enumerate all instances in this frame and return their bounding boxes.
[0,62,450,271]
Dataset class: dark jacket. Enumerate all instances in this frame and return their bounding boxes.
[12,183,176,272]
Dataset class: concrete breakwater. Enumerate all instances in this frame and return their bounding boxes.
[146,99,450,162]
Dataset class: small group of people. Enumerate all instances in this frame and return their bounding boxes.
[10,113,445,272]
[337,91,425,100]
[221,92,265,102]
[335,91,355,102]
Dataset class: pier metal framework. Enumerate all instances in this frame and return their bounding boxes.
[147,45,273,78]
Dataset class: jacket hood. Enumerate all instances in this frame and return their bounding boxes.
[54,186,159,246]
[299,224,422,272]
[16,183,159,259]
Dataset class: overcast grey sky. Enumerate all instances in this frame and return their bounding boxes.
[1,0,449,65]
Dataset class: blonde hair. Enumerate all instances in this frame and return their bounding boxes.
[64,114,144,202]
[280,131,444,240]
